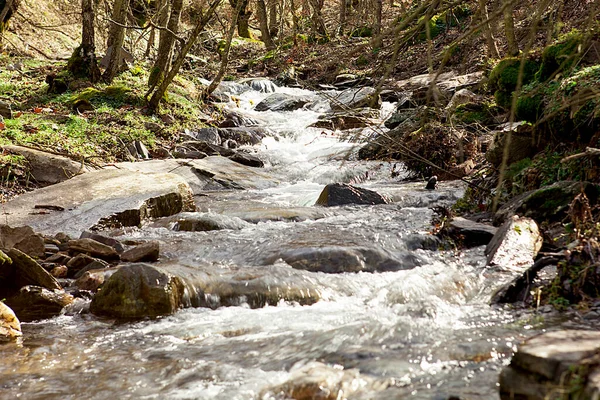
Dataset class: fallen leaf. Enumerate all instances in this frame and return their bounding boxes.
[33,107,43,113]
[0,122,5,130]
[14,111,23,118]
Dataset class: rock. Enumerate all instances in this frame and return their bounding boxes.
[261,362,373,400]
[50,265,68,278]
[310,109,380,130]
[485,122,540,167]
[0,100,12,119]
[0,168,196,237]
[91,263,322,318]
[0,248,62,296]
[152,212,250,231]
[445,88,482,112]
[2,145,90,184]
[229,152,264,168]
[315,183,388,207]
[241,78,278,93]
[67,238,120,261]
[183,127,222,145]
[74,268,115,292]
[384,108,417,130]
[121,241,160,263]
[449,217,497,247]
[255,93,311,112]
[485,216,542,273]
[218,127,270,145]
[67,253,100,276]
[390,71,483,99]
[45,252,71,265]
[175,141,235,157]
[266,246,420,273]
[0,302,22,341]
[425,176,437,190]
[219,110,262,128]
[404,233,442,251]
[144,121,163,133]
[186,156,279,190]
[90,264,184,319]
[72,259,109,280]
[331,87,381,110]
[80,231,125,253]
[5,286,74,322]
[494,181,600,225]
[499,330,600,400]
[0,225,45,259]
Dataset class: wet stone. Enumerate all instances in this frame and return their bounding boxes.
[0,224,46,259]
[5,285,74,322]
[315,183,388,207]
[121,241,160,263]
[1,248,62,295]
[72,260,110,280]
[0,302,21,341]
[80,231,125,253]
[67,238,120,261]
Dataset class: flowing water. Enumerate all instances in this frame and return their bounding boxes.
[0,84,589,399]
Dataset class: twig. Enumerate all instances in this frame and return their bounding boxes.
[561,147,600,163]
[104,17,186,44]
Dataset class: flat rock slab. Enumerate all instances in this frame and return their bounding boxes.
[0,168,195,236]
[500,330,600,399]
[2,145,91,184]
[118,158,279,192]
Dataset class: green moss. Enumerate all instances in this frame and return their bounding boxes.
[515,94,543,122]
[489,57,540,93]
[355,54,369,66]
[538,29,584,81]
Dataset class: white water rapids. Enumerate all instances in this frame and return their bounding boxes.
[0,83,584,400]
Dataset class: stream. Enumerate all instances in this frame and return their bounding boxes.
[0,83,590,399]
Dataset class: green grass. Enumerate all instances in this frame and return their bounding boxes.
[0,56,208,163]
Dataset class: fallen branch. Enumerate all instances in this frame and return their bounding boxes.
[561,147,600,163]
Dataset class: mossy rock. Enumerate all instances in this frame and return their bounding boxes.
[489,57,540,109]
[70,85,137,108]
[417,15,443,41]
[453,102,498,126]
[538,30,584,81]
[515,94,543,122]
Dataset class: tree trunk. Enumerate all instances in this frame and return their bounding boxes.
[309,0,327,38]
[339,0,346,36]
[503,0,518,56]
[147,0,222,113]
[103,0,128,82]
[256,0,274,48]
[230,0,251,38]
[69,0,100,82]
[149,0,183,89]
[290,0,299,45]
[478,0,500,58]
[268,0,278,37]
[372,0,382,48]
[0,0,20,46]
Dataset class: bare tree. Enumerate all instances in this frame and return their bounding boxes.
[256,0,274,48]
[478,0,500,58]
[372,0,382,48]
[0,0,20,46]
[230,0,252,38]
[148,0,183,89]
[103,0,128,82]
[147,0,222,113]
[68,0,101,82]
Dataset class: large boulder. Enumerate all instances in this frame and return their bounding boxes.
[330,87,381,110]
[265,246,420,273]
[315,183,389,207]
[0,302,22,341]
[2,145,91,184]
[0,225,45,258]
[0,168,196,236]
[499,330,600,399]
[91,263,322,318]
[255,93,311,112]
[486,216,542,271]
[90,264,184,319]
[218,110,262,128]
[121,241,160,263]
